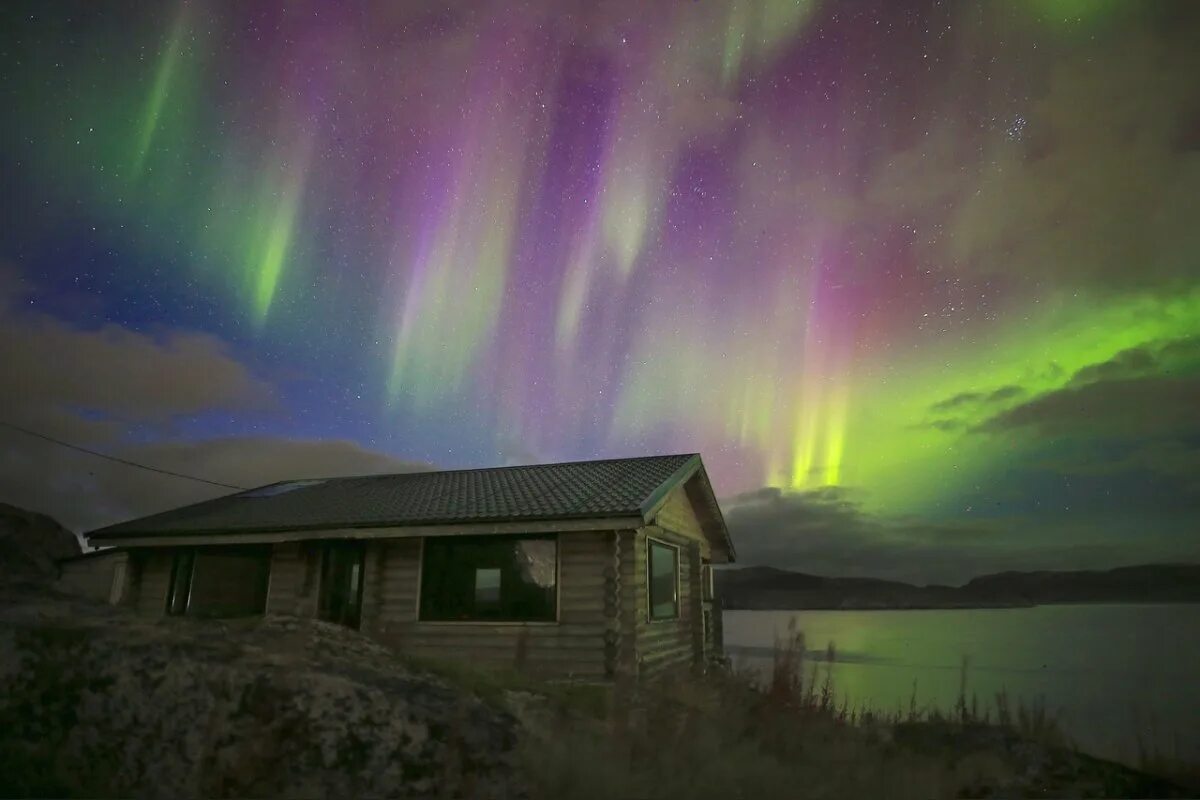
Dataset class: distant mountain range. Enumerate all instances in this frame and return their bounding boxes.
[715,563,1200,610]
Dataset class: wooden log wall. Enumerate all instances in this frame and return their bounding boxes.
[630,483,715,678]
[634,526,701,679]
[655,484,711,559]
[363,532,613,680]
[57,552,126,603]
[359,537,420,633]
[131,550,172,615]
[265,541,320,618]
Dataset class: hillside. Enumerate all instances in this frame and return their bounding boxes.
[716,564,1200,610]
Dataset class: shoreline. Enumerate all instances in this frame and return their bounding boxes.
[722,599,1200,611]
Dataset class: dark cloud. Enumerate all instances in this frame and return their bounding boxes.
[968,338,1200,507]
[969,335,1195,443]
[0,263,278,443]
[1070,346,1158,386]
[1068,337,1199,387]
[0,434,428,532]
[721,486,1006,585]
[929,384,1024,414]
[0,264,428,531]
[979,375,1200,438]
[921,384,1025,432]
[721,485,1198,586]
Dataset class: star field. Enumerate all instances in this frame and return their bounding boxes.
[1,0,1198,573]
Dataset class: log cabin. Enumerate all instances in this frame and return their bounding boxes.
[79,454,735,681]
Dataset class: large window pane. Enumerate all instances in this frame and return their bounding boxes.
[165,547,269,618]
[187,547,270,618]
[420,535,557,622]
[648,539,679,620]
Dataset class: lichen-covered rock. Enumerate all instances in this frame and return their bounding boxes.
[0,586,526,799]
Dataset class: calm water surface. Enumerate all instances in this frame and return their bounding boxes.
[724,604,1200,763]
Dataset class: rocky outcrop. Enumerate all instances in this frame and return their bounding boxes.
[0,502,81,581]
[0,586,525,799]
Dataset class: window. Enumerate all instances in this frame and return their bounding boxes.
[420,535,557,622]
[166,550,194,616]
[109,559,127,605]
[475,567,502,607]
[165,547,270,618]
[648,539,679,620]
[702,562,714,602]
[318,541,366,629]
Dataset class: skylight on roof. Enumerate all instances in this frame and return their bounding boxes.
[238,479,326,498]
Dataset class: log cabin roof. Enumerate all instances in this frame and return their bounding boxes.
[87,453,734,560]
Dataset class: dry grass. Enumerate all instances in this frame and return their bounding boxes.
[504,619,1192,799]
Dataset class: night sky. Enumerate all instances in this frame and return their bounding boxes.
[1,1,1197,583]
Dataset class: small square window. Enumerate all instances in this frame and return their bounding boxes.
[475,567,502,607]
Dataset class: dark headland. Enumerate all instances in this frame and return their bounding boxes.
[716,563,1200,610]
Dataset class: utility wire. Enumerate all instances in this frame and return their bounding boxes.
[0,420,247,491]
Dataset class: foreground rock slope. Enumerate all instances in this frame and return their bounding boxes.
[0,586,524,799]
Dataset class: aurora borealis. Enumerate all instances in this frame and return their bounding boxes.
[1,1,1198,580]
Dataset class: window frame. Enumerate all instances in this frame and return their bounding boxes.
[318,540,367,630]
[165,549,195,616]
[417,533,561,625]
[646,536,681,622]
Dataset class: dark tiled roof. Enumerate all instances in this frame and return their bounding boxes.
[89,454,701,539]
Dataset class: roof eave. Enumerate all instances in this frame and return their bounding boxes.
[84,513,647,548]
[637,453,702,522]
[637,454,736,563]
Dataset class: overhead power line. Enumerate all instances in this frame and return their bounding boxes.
[0,420,247,491]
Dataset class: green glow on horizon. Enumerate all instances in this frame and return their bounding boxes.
[840,287,1200,514]
[614,285,1200,514]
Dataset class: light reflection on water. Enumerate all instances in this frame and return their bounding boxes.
[724,604,1200,763]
